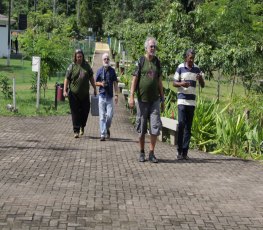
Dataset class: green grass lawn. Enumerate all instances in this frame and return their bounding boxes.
[163,74,245,104]
[0,58,70,116]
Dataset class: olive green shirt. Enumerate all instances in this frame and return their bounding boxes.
[65,62,93,99]
[137,58,160,103]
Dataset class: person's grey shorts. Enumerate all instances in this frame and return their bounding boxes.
[135,99,162,137]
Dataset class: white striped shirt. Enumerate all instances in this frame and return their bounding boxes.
[173,63,201,106]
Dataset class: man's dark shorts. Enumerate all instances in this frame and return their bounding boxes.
[135,100,162,137]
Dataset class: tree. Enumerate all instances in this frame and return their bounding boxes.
[79,0,103,35]
[19,11,72,96]
[204,0,263,96]
[0,0,7,14]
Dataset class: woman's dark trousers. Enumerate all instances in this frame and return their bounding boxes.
[68,92,90,133]
[177,104,195,156]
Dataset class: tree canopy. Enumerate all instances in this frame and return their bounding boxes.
[1,0,262,95]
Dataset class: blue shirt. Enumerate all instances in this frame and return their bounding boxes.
[96,66,117,98]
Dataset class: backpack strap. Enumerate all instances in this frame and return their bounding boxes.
[136,56,145,91]
[137,56,145,78]
[67,63,75,88]
[68,63,74,79]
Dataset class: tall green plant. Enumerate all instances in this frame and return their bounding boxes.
[245,126,263,158]
[213,111,250,158]
[191,99,217,152]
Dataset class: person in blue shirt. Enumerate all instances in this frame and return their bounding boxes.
[95,53,119,141]
[173,49,205,160]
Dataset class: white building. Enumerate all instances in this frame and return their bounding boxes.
[0,14,16,58]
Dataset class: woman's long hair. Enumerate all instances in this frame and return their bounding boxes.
[73,49,86,65]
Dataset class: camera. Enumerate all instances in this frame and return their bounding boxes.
[103,81,108,87]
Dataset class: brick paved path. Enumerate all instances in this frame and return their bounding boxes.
[0,43,262,229]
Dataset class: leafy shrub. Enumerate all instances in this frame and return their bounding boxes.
[0,73,12,99]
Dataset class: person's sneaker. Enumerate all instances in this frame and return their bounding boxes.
[139,152,145,162]
[177,154,184,160]
[149,152,158,163]
[100,136,106,141]
[80,127,84,135]
[106,129,110,139]
[183,155,190,160]
[74,132,79,138]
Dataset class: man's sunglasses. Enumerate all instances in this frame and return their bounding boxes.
[75,49,83,53]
